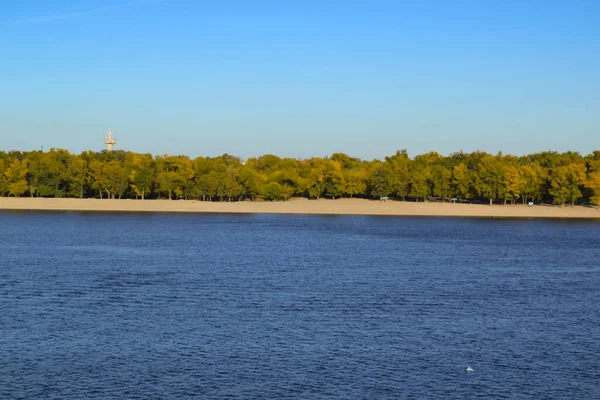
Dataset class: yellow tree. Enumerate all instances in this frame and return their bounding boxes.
[473,155,504,205]
[4,159,29,197]
[586,172,600,207]
[520,164,546,204]
[503,165,526,205]
[0,159,8,196]
[306,158,329,199]
[343,169,367,198]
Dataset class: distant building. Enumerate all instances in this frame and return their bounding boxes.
[104,129,116,151]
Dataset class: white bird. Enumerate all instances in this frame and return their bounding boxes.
[466,366,474,372]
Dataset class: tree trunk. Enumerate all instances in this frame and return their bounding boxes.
[142,190,145,200]
[489,198,493,205]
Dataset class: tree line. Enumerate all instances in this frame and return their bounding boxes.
[1,148,599,206]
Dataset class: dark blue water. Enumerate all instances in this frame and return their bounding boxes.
[1,212,599,399]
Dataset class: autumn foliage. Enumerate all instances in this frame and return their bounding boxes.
[1,148,600,206]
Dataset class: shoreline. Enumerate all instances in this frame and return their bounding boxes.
[1,197,599,219]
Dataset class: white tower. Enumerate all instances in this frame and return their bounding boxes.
[104,129,116,151]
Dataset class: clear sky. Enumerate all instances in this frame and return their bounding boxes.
[1,0,598,160]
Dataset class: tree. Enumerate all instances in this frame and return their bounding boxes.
[238,168,265,201]
[157,171,180,200]
[0,147,599,207]
[323,160,345,199]
[222,167,242,201]
[386,150,411,201]
[306,158,329,199]
[263,182,284,201]
[4,159,29,197]
[503,165,526,205]
[431,165,452,201]
[586,172,600,207]
[39,150,70,197]
[130,154,154,200]
[474,155,504,205]
[343,169,367,198]
[155,155,191,199]
[520,164,546,204]
[370,163,393,200]
[409,164,429,202]
[0,159,9,196]
[67,156,89,198]
[549,163,587,206]
[88,161,106,198]
[452,163,472,200]
[103,161,129,199]
[25,152,44,197]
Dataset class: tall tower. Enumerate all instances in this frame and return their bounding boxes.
[104,129,116,151]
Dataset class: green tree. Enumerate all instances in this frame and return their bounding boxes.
[549,163,587,206]
[67,156,89,198]
[238,167,265,201]
[409,164,429,202]
[263,181,284,201]
[88,160,106,198]
[130,154,154,199]
[103,161,129,199]
[431,165,452,201]
[157,171,180,200]
[452,163,472,200]
[386,150,411,200]
[41,150,70,197]
[370,163,394,200]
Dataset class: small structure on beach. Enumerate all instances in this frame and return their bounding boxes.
[104,129,116,152]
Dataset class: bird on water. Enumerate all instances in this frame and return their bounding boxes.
[466,366,474,372]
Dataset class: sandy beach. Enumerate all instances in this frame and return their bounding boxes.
[0,197,598,218]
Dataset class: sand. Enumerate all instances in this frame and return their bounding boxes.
[0,197,599,219]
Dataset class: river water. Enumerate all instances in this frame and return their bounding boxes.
[1,212,599,399]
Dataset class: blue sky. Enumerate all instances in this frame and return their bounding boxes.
[1,0,598,159]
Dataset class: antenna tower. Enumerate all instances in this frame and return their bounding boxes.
[104,129,117,151]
